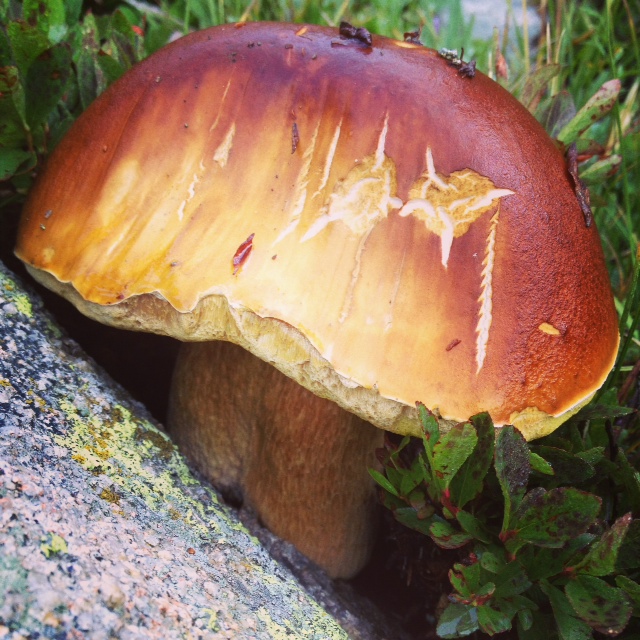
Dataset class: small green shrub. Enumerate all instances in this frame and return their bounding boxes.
[372,401,640,638]
[0,0,146,199]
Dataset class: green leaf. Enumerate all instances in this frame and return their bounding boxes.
[538,89,576,138]
[368,468,399,497]
[574,402,636,422]
[450,561,484,597]
[519,63,562,111]
[0,18,12,60]
[517,606,534,632]
[407,488,433,518]
[575,447,606,467]
[565,575,632,635]
[432,422,477,492]
[456,510,492,543]
[531,446,595,485]
[76,16,107,110]
[399,457,428,496]
[615,519,640,571]
[0,148,35,180]
[436,604,479,639]
[378,489,405,513]
[418,402,439,460]
[477,605,513,635]
[393,507,435,536]
[524,534,596,582]
[108,10,141,70]
[23,0,64,36]
[0,65,29,140]
[540,580,594,640]
[492,561,532,598]
[95,49,127,86]
[557,79,622,144]
[479,550,502,574]
[574,513,632,576]
[615,450,640,515]
[449,412,495,508]
[429,518,473,549]
[22,0,67,43]
[6,20,51,78]
[497,594,537,618]
[509,487,601,550]
[580,155,622,184]
[615,575,640,608]
[529,451,554,475]
[517,612,559,640]
[495,426,530,533]
[25,43,73,128]
[385,465,404,490]
[65,0,83,25]
[450,565,472,599]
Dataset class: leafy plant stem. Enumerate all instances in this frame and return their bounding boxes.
[549,0,565,96]
[183,0,191,34]
[522,0,530,76]
[605,0,637,264]
[619,358,640,406]
[601,244,640,400]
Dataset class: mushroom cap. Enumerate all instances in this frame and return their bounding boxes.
[16,22,619,439]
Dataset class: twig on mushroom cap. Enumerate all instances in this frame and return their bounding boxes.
[438,47,477,78]
[403,28,423,45]
[566,142,594,227]
[339,21,373,46]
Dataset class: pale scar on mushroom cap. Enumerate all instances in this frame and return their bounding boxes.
[16,22,619,440]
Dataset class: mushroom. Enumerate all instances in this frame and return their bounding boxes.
[15,22,619,578]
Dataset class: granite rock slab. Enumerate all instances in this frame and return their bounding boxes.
[0,260,375,640]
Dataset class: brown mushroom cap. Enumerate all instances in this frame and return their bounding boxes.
[16,21,619,440]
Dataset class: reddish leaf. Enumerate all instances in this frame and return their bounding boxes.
[574,513,632,576]
[565,575,632,636]
[495,426,530,533]
[508,487,601,550]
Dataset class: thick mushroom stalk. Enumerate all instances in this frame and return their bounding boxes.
[169,341,382,578]
[16,22,619,578]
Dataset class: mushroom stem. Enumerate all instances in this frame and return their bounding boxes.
[168,340,384,579]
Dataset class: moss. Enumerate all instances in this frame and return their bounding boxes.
[40,533,68,558]
[256,606,346,640]
[54,400,244,538]
[0,271,33,318]
[134,424,175,461]
[99,486,121,504]
[203,608,219,631]
[49,398,349,638]
[0,545,29,598]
